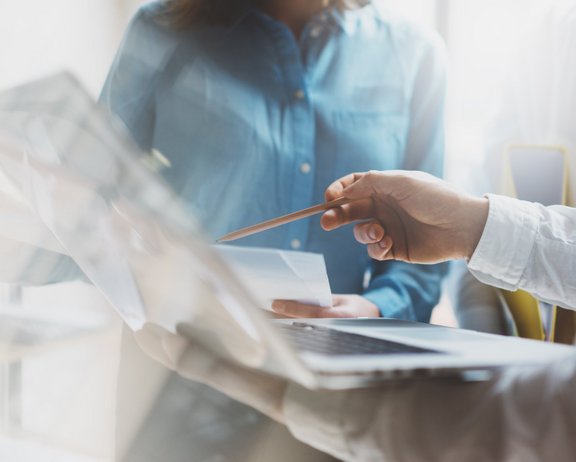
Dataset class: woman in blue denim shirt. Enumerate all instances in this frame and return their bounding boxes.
[101,0,448,321]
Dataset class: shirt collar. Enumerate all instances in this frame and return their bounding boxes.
[226,0,374,35]
[326,0,375,36]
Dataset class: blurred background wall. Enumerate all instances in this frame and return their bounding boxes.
[0,0,144,96]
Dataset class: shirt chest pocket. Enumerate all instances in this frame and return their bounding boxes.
[152,63,279,225]
[153,62,259,177]
[322,85,410,173]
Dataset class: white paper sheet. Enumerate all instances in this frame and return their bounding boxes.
[214,245,332,310]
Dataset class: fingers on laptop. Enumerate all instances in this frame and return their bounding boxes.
[271,300,376,318]
[272,300,336,318]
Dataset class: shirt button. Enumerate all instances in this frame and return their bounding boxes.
[310,26,321,38]
[294,89,305,100]
[290,238,302,250]
[300,162,311,174]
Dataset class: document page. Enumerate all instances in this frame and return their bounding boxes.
[214,245,332,310]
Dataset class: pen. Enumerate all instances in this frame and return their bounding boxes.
[216,196,352,243]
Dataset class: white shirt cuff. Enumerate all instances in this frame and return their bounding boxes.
[467,194,540,291]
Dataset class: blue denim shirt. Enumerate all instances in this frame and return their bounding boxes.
[101,1,448,321]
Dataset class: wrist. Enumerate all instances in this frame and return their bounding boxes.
[359,296,381,318]
[461,197,489,260]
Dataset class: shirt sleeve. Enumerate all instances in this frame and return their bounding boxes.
[99,4,170,151]
[283,355,576,462]
[364,261,449,322]
[468,194,576,310]
[364,28,448,321]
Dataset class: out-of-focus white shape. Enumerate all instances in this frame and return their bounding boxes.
[0,301,110,362]
[384,0,437,29]
[0,435,106,462]
[215,245,332,310]
[450,1,576,335]
[485,1,576,206]
[0,138,146,327]
[0,281,122,462]
[0,0,134,96]
[0,73,314,386]
[443,0,545,190]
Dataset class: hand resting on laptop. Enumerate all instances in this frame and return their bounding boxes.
[271,294,380,318]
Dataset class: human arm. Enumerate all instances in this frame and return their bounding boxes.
[467,194,576,310]
[321,170,576,310]
[321,170,489,262]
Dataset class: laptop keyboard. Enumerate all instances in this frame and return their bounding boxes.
[278,322,438,356]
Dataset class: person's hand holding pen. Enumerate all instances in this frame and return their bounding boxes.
[223,169,489,319]
[319,170,490,264]
[218,197,381,318]
[270,170,489,319]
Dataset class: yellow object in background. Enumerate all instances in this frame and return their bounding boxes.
[500,287,545,341]
[499,145,574,343]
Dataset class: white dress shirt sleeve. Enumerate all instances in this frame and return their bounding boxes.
[468,194,576,310]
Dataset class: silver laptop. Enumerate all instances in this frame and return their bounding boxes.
[0,73,573,390]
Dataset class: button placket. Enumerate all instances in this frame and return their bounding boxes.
[268,18,315,251]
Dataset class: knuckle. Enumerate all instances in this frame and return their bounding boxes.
[367,243,384,260]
